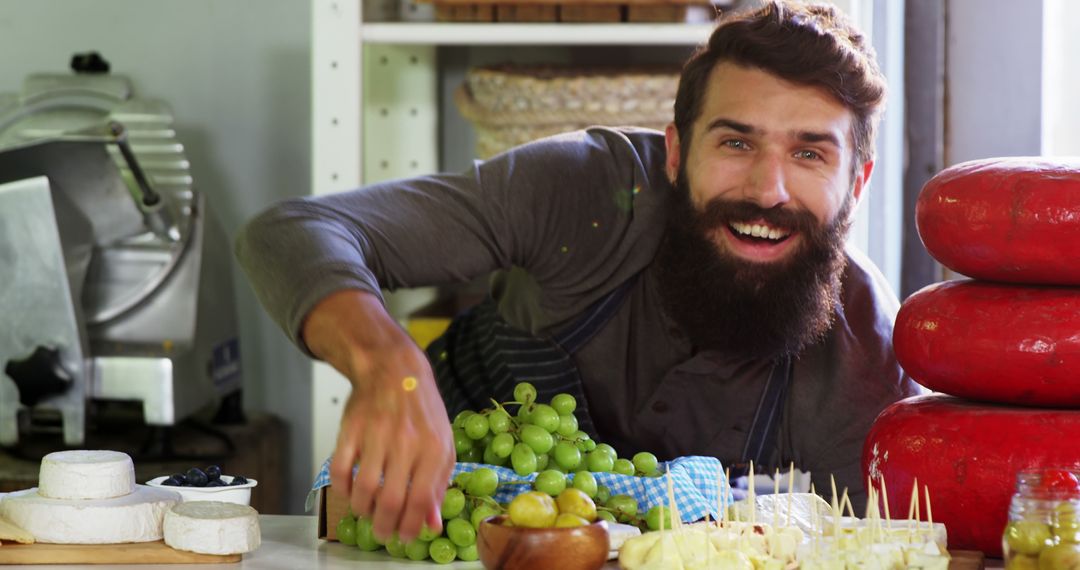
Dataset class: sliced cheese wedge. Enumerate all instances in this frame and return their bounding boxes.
[0,514,34,544]
[164,501,260,556]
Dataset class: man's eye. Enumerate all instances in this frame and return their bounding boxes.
[723,140,748,150]
[796,150,820,160]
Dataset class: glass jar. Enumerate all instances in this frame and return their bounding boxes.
[1003,468,1080,570]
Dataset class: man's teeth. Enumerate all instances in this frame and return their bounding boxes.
[730,222,790,241]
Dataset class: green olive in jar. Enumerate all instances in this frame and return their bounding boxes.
[1038,543,1080,570]
[1055,503,1080,543]
[1006,520,1055,555]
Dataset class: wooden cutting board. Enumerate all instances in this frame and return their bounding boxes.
[0,540,240,565]
[949,550,986,570]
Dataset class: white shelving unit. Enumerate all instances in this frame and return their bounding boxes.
[307,0,899,476]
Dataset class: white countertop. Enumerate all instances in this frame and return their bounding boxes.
[13,514,1004,569]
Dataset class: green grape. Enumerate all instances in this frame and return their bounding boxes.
[534,469,568,496]
[586,450,615,473]
[453,471,472,489]
[482,444,508,467]
[594,443,618,459]
[596,485,611,504]
[479,432,495,450]
[553,441,583,471]
[514,382,537,405]
[530,404,561,433]
[488,409,512,434]
[464,414,490,440]
[442,488,466,519]
[597,510,617,523]
[336,515,357,546]
[645,505,677,531]
[632,452,659,475]
[429,537,457,564]
[354,518,381,551]
[551,393,577,416]
[575,435,596,452]
[613,458,636,476]
[453,428,473,455]
[457,542,480,561]
[511,442,538,476]
[548,463,568,474]
[452,410,475,429]
[491,433,515,458]
[418,524,441,542]
[572,471,598,498]
[520,424,555,454]
[405,538,432,561]
[535,453,550,471]
[557,414,579,437]
[607,494,639,523]
[446,517,477,547]
[516,403,533,423]
[385,535,407,558]
[471,504,501,530]
[466,467,499,497]
[458,447,482,463]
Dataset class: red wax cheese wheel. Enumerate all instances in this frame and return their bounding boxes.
[917,157,1080,284]
[864,394,1080,556]
[894,279,1080,406]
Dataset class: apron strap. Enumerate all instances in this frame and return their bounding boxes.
[728,355,793,478]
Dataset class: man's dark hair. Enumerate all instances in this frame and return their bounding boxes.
[674,0,887,175]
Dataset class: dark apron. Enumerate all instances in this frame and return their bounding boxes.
[426,278,792,472]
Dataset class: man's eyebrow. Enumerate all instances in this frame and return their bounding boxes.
[704,118,757,135]
[794,130,841,148]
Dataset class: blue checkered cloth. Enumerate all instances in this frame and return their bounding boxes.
[307,455,732,522]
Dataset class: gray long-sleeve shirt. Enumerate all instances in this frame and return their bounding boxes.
[236,127,922,506]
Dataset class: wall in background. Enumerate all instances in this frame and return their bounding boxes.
[0,0,313,513]
[1043,0,1080,155]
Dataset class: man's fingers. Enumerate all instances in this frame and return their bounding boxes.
[328,428,361,500]
[373,436,414,542]
[399,448,449,542]
[351,423,388,522]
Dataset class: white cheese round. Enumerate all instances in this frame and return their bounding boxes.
[0,485,180,544]
[39,450,135,500]
[164,500,261,555]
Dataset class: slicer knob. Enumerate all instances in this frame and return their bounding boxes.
[4,346,73,407]
[70,51,110,74]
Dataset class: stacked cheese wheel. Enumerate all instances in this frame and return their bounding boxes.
[863,157,1080,556]
[0,450,178,544]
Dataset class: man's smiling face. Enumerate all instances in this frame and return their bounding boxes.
[665,61,871,265]
[655,61,873,359]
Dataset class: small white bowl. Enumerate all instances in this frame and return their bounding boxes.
[146,475,257,506]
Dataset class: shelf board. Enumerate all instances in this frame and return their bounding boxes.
[361,22,713,45]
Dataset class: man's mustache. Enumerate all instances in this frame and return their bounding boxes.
[695,198,821,236]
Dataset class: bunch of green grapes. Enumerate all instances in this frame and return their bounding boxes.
[453,382,662,480]
[522,468,674,532]
[335,466,504,564]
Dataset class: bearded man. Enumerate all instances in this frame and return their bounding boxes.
[236,0,921,545]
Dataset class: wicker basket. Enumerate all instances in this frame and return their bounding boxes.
[454,64,680,159]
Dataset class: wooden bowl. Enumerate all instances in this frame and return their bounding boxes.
[478,514,610,570]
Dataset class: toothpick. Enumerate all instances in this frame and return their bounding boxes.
[717,466,725,526]
[830,475,840,539]
[924,484,935,542]
[907,478,919,543]
[811,482,819,557]
[725,467,732,525]
[879,474,892,531]
[787,462,795,528]
[665,465,681,531]
[749,462,757,527]
[841,488,854,520]
[773,469,781,530]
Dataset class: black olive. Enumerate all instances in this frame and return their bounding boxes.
[185,467,209,487]
[230,475,249,486]
[205,465,222,481]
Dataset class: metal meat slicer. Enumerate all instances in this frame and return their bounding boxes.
[0,54,242,447]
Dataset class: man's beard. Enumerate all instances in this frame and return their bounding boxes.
[655,173,853,361]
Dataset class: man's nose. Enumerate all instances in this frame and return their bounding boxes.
[746,153,791,209]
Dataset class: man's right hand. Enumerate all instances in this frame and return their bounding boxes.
[302,289,455,544]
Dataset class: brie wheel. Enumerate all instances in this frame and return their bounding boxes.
[39,450,135,500]
[164,501,261,555]
[0,485,179,544]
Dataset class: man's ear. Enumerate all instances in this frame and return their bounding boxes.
[852,159,874,203]
[664,123,680,184]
